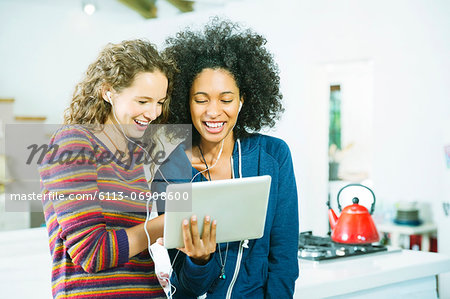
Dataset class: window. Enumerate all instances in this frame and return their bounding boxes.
[329,85,341,150]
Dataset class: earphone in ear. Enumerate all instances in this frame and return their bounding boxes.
[238,101,243,112]
[105,91,112,103]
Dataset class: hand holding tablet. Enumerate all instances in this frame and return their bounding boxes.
[177,215,217,264]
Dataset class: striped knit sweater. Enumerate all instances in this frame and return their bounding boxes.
[39,125,165,298]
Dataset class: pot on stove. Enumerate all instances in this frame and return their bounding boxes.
[328,184,380,244]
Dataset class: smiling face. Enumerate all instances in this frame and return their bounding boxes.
[190,68,242,145]
[105,70,168,138]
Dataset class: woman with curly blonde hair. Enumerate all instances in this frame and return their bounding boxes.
[39,39,175,298]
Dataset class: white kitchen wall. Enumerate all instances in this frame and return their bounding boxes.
[1,0,449,238]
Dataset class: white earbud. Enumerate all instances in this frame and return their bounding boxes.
[238,101,243,112]
[106,91,112,103]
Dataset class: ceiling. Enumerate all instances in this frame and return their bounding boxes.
[118,0,193,18]
[117,0,238,19]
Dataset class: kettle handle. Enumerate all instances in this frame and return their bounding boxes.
[337,184,376,214]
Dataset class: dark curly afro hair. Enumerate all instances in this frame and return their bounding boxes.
[163,17,284,144]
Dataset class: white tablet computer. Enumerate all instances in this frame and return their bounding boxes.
[163,175,271,249]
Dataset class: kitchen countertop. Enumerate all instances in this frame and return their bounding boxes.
[295,249,450,298]
[2,227,450,298]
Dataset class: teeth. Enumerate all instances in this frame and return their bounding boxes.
[205,122,224,128]
[135,119,149,126]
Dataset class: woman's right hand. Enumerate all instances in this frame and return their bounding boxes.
[178,215,217,265]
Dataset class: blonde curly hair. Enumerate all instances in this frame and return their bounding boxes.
[64,39,175,125]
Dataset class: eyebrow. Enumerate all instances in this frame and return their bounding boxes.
[137,96,167,101]
[193,91,235,96]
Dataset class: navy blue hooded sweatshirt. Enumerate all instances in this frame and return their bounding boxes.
[152,134,299,298]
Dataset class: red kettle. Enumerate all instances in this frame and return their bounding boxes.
[328,184,380,244]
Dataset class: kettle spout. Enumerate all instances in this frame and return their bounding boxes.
[328,208,338,230]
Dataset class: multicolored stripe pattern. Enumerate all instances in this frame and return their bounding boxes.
[39,126,165,298]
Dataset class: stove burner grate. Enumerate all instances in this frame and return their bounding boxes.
[298,231,387,261]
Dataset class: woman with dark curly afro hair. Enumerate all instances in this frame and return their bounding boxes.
[152,18,299,298]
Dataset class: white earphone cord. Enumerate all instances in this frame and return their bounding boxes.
[190,139,225,182]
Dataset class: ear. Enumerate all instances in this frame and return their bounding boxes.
[101,85,113,103]
[239,96,244,111]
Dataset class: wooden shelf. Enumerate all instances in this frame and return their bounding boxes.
[14,116,47,122]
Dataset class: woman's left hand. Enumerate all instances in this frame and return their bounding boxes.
[178,215,217,265]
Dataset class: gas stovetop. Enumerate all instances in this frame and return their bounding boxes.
[298,231,388,261]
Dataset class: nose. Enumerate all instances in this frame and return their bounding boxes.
[205,100,220,118]
[143,103,161,121]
